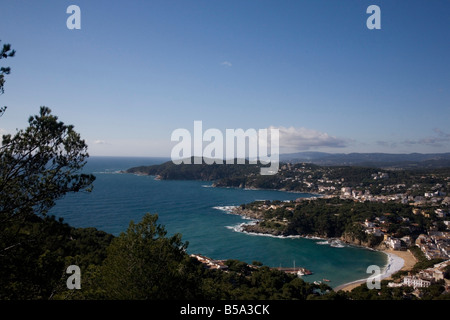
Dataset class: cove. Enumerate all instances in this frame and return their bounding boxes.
[50,156,387,288]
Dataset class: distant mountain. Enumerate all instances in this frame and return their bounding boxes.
[279,152,450,169]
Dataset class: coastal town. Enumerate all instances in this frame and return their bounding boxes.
[275,162,450,202]
[218,162,450,297]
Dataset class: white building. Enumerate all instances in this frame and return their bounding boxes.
[435,209,448,218]
[341,187,352,196]
[403,276,431,288]
[364,220,375,228]
[386,237,402,250]
[366,227,383,237]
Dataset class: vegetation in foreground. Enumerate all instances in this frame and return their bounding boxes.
[0,213,334,300]
[2,212,450,300]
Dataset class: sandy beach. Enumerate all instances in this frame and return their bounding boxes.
[334,249,417,292]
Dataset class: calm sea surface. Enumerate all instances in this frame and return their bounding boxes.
[49,156,387,288]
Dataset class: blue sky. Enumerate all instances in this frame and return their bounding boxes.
[0,0,449,156]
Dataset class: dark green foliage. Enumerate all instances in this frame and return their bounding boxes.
[225,259,253,275]
[444,265,450,280]
[67,227,114,267]
[0,107,97,299]
[0,41,15,92]
[97,213,202,300]
[412,258,445,273]
[252,260,263,266]
[0,40,15,117]
[0,215,113,299]
[0,107,95,221]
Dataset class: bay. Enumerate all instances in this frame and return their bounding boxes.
[49,156,388,289]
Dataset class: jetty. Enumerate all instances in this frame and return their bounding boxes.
[276,261,313,276]
[276,267,313,276]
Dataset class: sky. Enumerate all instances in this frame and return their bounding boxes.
[0,0,449,157]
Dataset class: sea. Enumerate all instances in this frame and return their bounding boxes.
[49,156,388,289]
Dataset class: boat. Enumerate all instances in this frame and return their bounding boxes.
[301,268,313,275]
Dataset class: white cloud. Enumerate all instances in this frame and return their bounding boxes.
[220,61,232,67]
[269,126,348,152]
[402,128,450,148]
[93,139,108,145]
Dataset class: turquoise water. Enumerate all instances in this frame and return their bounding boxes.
[49,156,387,288]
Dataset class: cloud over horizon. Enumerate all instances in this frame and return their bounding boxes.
[404,128,450,148]
[270,126,349,152]
[378,128,450,150]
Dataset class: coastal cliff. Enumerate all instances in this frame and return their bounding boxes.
[339,232,385,249]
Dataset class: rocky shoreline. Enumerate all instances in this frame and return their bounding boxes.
[242,223,288,237]
[229,206,306,237]
[229,206,387,250]
[226,205,412,293]
[228,206,265,220]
